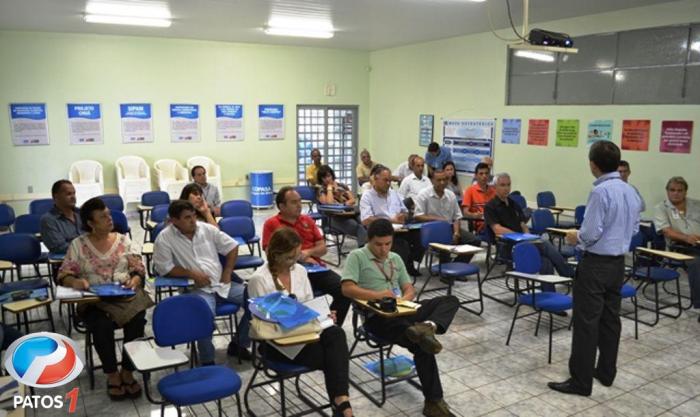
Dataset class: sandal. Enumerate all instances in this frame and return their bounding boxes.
[333,400,353,417]
[107,382,126,401]
[122,379,142,399]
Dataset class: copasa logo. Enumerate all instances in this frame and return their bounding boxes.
[4,332,83,388]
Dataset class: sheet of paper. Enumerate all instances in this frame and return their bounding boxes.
[304,295,334,329]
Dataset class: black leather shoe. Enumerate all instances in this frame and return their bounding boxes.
[594,373,613,387]
[547,380,590,396]
[227,342,253,361]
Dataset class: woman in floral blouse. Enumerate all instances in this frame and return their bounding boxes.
[58,197,153,401]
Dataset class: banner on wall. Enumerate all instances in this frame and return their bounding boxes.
[621,119,650,151]
[419,114,434,147]
[259,104,284,140]
[587,120,613,145]
[8,103,49,146]
[67,103,103,145]
[501,118,521,144]
[660,120,693,154]
[120,103,153,144]
[527,119,549,146]
[555,119,579,147]
[170,104,200,143]
[216,104,244,142]
[441,119,495,173]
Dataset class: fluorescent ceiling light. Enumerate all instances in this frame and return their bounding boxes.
[265,16,334,39]
[84,0,171,27]
[84,14,171,27]
[514,50,555,62]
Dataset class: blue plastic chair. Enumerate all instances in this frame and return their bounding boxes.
[13,214,42,236]
[152,295,242,417]
[110,210,131,237]
[418,221,483,315]
[294,186,323,221]
[221,200,253,218]
[0,204,16,230]
[219,217,264,270]
[29,198,54,216]
[99,194,125,212]
[506,242,573,363]
[531,209,575,258]
[150,205,169,224]
[630,231,681,326]
[509,194,527,211]
[141,191,170,207]
[536,191,556,208]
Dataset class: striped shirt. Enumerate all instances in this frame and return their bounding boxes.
[577,171,642,256]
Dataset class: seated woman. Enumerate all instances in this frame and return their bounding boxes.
[316,165,367,247]
[179,183,218,227]
[57,197,154,401]
[443,161,462,200]
[248,228,353,417]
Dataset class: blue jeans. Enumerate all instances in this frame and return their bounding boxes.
[191,280,250,364]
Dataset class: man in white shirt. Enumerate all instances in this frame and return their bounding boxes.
[154,200,251,364]
[414,169,480,263]
[395,154,418,183]
[399,156,431,202]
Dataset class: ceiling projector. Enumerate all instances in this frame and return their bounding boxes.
[529,28,574,48]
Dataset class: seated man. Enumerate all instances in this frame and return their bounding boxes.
[191,165,221,217]
[414,168,480,263]
[462,162,495,233]
[153,200,251,363]
[40,180,83,254]
[395,154,419,183]
[360,165,423,276]
[424,142,452,176]
[618,160,646,212]
[305,148,323,186]
[356,149,376,186]
[262,186,351,325]
[484,173,574,292]
[342,219,459,417]
[654,176,700,320]
[398,156,431,207]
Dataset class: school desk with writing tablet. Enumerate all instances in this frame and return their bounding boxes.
[636,247,694,262]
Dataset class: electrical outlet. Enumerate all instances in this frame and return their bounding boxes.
[27,185,33,193]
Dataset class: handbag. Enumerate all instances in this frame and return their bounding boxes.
[250,316,321,340]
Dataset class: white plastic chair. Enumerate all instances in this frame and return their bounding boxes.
[115,156,152,205]
[69,160,104,206]
[154,159,188,200]
[186,156,223,198]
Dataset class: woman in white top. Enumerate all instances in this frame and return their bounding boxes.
[248,228,354,417]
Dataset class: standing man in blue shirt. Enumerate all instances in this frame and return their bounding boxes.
[548,141,641,396]
[424,142,452,175]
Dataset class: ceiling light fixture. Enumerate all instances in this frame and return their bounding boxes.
[84,0,171,28]
[265,16,334,39]
[514,50,555,62]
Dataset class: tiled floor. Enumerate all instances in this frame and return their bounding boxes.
[25,209,700,417]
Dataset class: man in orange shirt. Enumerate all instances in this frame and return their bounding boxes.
[462,162,496,233]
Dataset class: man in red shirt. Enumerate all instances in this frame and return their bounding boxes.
[462,162,496,233]
[263,186,351,325]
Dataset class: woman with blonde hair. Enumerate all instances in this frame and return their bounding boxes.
[248,227,354,417]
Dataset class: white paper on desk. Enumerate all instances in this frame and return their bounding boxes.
[451,244,482,254]
[392,224,403,231]
[55,286,94,299]
[304,295,334,330]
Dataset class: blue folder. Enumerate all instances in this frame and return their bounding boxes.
[250,292,319,330]
[300,263,329,273]
[318,204,354,212]
[404,223,423,230]
[90,284,136,297]
[502,232,540,242]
